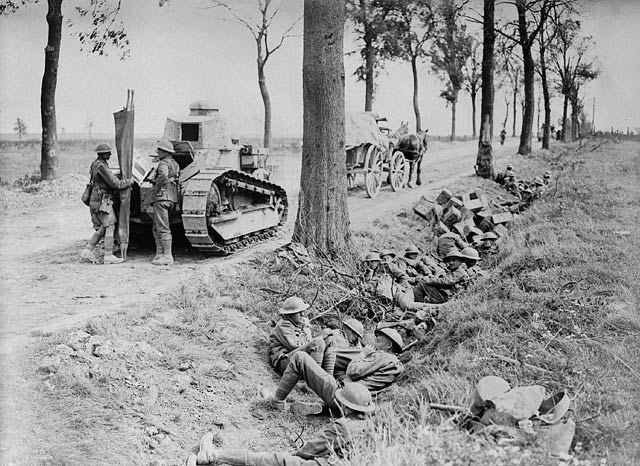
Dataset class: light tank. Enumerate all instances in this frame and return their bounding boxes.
[130,101,288,254]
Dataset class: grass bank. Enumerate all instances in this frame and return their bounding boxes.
[11,139,640,465]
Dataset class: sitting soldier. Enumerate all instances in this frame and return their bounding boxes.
[532,177,547,198]
[436,232,467,259]
[504,172,521,198]
[187,382,375,466]
[269,296,336,377]
[413,247,482,304]
[475,231,499,255]
[260,327,404,415]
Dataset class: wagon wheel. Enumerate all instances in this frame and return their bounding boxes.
[364,145,383,198]
[389,151,409,192]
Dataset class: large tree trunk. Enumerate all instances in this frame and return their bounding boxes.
[364,33,375,112]
[476,0,495,180]
[561,93,569,141]
[539,24,551,149]
[512,88,518,137]
[411,56,421,132]
[293,0,351,257]
[516,1,534,155]
[450,97,457,141]
[41,0,63,181]
[471,89,477,138]
[258,62,272,148]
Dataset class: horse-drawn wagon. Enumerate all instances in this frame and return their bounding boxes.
[345,113,409,198]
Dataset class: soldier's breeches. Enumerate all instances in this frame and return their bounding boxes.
[152,200,174,242]
[276,352,337,408]
[212,449,321,466]
[413,282,448,304]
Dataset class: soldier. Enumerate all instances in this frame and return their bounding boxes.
[261,327,404,416]
[80,143,133,264]
[543,171,552,186]
[151,139,180,266]
[413,247,481,304]
[330,318,365,384]
[476,232,499,255]
[188,383,375,466]
[504,172,520,198]
[362,251,381,280]
[269,296,336,376]
[436,232,467,259]
[532,177,546,198]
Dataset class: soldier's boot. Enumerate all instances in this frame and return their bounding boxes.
[103,231,124,264]
[153,239,174,265]
[195,432,235,465]
[152,231,163,262]
[79,232,102,263]
[259,388,286,411]
[290,400,324,416]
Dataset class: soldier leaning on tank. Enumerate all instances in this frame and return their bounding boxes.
[187,383,374,466]
[269,297,337,377]
[412,247,482,304]
[261,327,404,417]
[151,140,180,266]
[80,144,134,265]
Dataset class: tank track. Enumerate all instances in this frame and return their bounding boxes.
[182,170,288,255]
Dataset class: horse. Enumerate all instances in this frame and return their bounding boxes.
[394,122,429,188]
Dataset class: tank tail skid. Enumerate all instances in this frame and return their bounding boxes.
[181,170,288,254]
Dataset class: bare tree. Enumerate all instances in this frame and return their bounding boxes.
[1,0,129,180]
[431,0,473,141]
[380,0,435,132]
[293,0,351,257]
[13,118,28,141]
[463,36,482,138]
[201,1,302,149]
[346,0,396,112]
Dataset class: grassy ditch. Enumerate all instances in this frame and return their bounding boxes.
[19,139,640,465]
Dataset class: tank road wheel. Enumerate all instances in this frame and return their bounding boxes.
[389,151,409,192]
[364,145,383,198]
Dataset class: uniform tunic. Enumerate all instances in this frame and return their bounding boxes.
[413,264,471,303]
[269,318,314,373]
[88,158,131,229]
[152,156,180,241]
[436,233,466,258]
[344,349,404,395]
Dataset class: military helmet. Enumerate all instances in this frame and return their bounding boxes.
[506,163,514,170]
[404,245,420,256]
[380,249,396,259]
[94,143,112,154]
[342,318,364,339]
[279,296,309,315]
[481,232,499,241]
[533,177,544,186]
[156,139,175,154]
[444,249,464,260]
[374,327,404,353]
[460,247,480,261]
[364,252,381,262]
[335,383,376,413]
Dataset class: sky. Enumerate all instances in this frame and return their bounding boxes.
[0,0,639,139]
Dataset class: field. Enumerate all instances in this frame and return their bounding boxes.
[1,137,639,465]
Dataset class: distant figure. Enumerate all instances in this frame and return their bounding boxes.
[500,128,506,146]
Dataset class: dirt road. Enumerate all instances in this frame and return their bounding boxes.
[0,137,521,355]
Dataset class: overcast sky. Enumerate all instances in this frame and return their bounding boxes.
[1,0,639,139]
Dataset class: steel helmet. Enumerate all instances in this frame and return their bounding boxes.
[533,177,544,186]
[156,139,175,154]
[404,245,420,257]
[460,247,480,261]
[481,232,498,241]
[444,250,464,260]
[279,296,309,315]
[375,327,404,353]
[364,252,381,262]
[94,143,112,154]
[342,318,364,339]
[335,383,376,413]
[380,249,396,258]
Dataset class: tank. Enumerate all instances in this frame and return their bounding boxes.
[130,101,288,254]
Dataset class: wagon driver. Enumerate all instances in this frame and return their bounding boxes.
[151,139,180,266]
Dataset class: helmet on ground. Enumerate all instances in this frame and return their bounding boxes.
[94,143,112,154]
[342,318,364,339]
[279,296,309,315]
[364,252,381,262]
[156,139,175,154]
[380,249,396,258]
[534,177,544,186]
[404,245,420,256]
[481,232,498,241]
[335,383,376,413]
[374,327,404,353]
[460,247,480,261]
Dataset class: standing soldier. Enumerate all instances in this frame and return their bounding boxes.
[80,143,133,264]
[152,140,180,265]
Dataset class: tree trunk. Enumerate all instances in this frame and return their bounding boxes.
[411,56,421,132]
[503,98,509,130]
[41,0,63,181]
[257,62,272,148]
[516,1,534,155]
[476,0,495,180]
[364,33,375,112]
[450,97,457,142]
[539,24,551,149]
[293,0,351,257]
[561,93,569,142]
[471,89,477,138]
